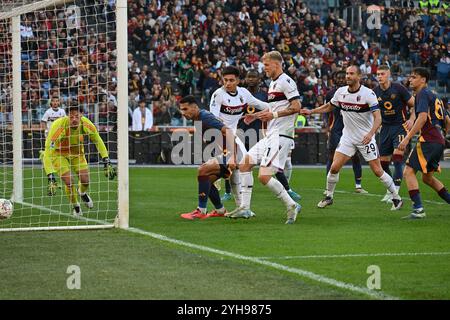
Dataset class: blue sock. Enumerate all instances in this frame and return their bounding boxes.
[225,179,231,194]
[438,187,450,204]
[275,170,290,191]
[352,155,362,187]
[392,155,404,187]
[198,175,210,209]
[209,184,224,209]
[409,189,423,209]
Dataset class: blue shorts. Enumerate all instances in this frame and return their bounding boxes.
[406,142,444,173]
[327,131,342,151]
[379,124,407,156]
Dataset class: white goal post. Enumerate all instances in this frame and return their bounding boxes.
[0,0,128,231]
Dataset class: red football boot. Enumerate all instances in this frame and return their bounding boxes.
[206,209,227,218]
[180,208,208,220]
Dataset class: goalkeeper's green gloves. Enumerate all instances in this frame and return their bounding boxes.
[47,173,58,196]
[103,157,116,180]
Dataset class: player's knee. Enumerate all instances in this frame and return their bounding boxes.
[329,166,339,174]
[403,165,414,178]
[422,174,433,185]
[258,174,271,185]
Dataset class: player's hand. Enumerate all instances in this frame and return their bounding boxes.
[256,110,274,122]
[47,173,58,196]
[243,114,256,125]
[103,158,117,180]
[398,138,409,152]
[362,133,374,145]
[300,109,312,116]
[405,119,414,131]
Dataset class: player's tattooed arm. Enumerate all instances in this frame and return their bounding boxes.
[276,98,302,118]
[301,102,334,116]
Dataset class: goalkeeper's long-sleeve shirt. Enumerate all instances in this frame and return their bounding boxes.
[43,116,109,175]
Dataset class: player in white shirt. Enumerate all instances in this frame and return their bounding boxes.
[301,65,403,210]
[202,66,270,214]
[41,97,66,137]
[227,51,302,224]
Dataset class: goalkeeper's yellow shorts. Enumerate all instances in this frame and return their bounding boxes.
[51,154,88,176]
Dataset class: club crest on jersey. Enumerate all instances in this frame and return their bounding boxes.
[239,96,244,104]
[357,95,361,102]
[273,83,277,90]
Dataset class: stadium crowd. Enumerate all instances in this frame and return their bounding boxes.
[126,0,449,127]
[0,0,448,129]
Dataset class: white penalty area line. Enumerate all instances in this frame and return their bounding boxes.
[307,188,447,206]
[126,226,400,300]
[254,251,450,260]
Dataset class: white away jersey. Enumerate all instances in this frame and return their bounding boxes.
[41,107,66,133]
[209,86,269,132]
[330,85,379,142]
[267,73,300,137]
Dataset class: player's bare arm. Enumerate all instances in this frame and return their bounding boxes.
[256,99,302,122]
[398,112,428,151]
[302,102,334,116]
[405,96,416,131]
[362,109,382,145]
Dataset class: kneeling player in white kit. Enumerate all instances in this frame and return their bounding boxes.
[301,65,403,210]
[228,51,302,224]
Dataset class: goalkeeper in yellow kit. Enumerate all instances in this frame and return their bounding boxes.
[43,105,116,216]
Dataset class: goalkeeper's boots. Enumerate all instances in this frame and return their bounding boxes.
[287,189,302,201]
[180,208,208,220]
[79,192,94,209]
[317,196,333,208]
[73,204,83,217]
[221,193,232,202]
[402,207,426,220]
[285,203,302,225]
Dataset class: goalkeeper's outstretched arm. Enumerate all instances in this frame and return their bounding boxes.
[82,118,116,180]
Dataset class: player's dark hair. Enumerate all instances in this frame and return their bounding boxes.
[68,105,81,113]
[412,67,430,83]
[333,70,346,79]
[222,65,240,78]
[246,69,260,77]
[179,95,198,105]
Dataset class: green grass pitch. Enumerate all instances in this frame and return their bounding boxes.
[0,166,449,299]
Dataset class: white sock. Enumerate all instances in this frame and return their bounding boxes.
[216,207,226,214]
[230,169,242,207]
[326,172,339,198]
[355,183,362,189]
[198,207,207,214]
[240,171,253,210]
[284,157,292,182]
[266,177,296,209]
[379,172,399,199]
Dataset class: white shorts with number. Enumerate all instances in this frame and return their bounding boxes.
[336,135,379,162]
[246,131,294,169]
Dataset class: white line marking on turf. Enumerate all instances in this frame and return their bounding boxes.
[254,252,450,260]
[18,201,115,226]
[126,227,400,300]
[308,188,446,205]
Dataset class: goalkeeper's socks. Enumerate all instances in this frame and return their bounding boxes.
[73,204,82,217]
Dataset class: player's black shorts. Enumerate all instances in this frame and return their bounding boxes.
[406,142,444,173]
[379,124,407,156]
[327,131,342,151]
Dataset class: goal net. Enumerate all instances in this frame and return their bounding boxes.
[0,0,128,231]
